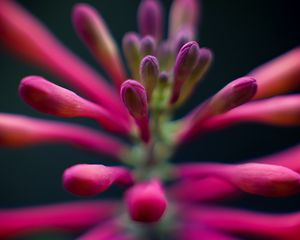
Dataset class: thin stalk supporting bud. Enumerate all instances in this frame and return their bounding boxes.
[19,76,130,134]
[170,41,200,104]
[177,163,300,197]
[63,164,133,197]
[125,180,167,223]
[120,80,151,143]
[140,55,160,100]
[72,4,127,88]
[138,0,163,42]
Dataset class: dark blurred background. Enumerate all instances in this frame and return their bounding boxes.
[0,0,300,239]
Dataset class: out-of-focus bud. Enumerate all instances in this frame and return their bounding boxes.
[169,0,200,39]
[170,41,200,104]
[138,0,163,41]
[120,80,150,143]
[19,76,130,134]
[140,36,157,57]
[72,4,127,88]
[63,164,133,197]
[157,41,174,71]
[140,55,160,100]
[125,180,167,223]
[173,28,194,54]
[123,33,142,80]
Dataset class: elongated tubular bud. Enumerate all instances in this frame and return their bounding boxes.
[0,114,127,158]
[177,48,213,105]
[169,0,200,39]
[251,47,300,99]
[63,164,133,197]
[19,76,130,134]
[125,180,167,223]
[184,206,300,240]
[123,33,142,80]
[201,95,300,133]
[120,80,150,143]
[0,201,117,239]
[173,28,194,54]
[140,36,156,57]
[170,41,200,104]
[72,4,127,88]
[140,56,160,100]
[176,162,300,197]
[177,77,257,143]
[0,1,128,121]
[157,41,174,71]
[138,0,163,41]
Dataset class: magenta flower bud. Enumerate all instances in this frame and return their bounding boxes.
[121,80,150,143]
[125,180,167,223]
[72,4,127,88]
[170,41,200,104]
[140,36,156,57]
[122,32,142,80]
[210,77,258,114]
[19,76,130,134]
[63,164,133,197]
[138,0,163,41]
[173,28,194,54]
[157,41,174,71]
[177,162,300,197]
[169,0,200,38]
[140,55,160,100]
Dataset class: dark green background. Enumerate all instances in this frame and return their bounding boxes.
[0,0,300,239]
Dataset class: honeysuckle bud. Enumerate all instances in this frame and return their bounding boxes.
[125,180,167,223]
[157,41,174,71]
[0,0,128,119]
[251,47,300,99]
[72,4,127,88]
[140,36,156,57]
[121,80,150,143]
[63,164,133,197]
[187,207,300,240]
[0,114,127,158]
[169,0,200,38]
[177,48,213,105]
[138,0,163,41]
[0,201,118,239]
[173,28,194,54]
[170,41,200,104]
[177,163,300,197]
[19,76,130,134]
[122,32,142,80]
[140,56,160,100]
[202,95,300,133]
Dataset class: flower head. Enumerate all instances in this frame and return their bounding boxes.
[0,0,300,239]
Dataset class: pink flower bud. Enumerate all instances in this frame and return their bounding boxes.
[170,41,200,104]
[122,32,142,80]
[169,0,200,38]
[140,36,156,57]
[138,0,163,41]
[63,164,133,197]
[140,55,160,100]
[72,4,127,88]
[19,76,130,134]
[177,162,300,197]
[120,80,150,143]
[125,180,167,223]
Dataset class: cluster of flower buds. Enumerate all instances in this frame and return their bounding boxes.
[0,0,300,239]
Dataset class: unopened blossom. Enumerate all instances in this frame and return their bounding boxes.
[0,0,300,239]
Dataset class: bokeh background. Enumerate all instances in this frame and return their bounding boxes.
[0,0,300,239]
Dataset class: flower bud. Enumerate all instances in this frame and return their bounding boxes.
[169,0,200,38]
[120,80,150,143]
[72,4,126,88]
[140,36,156,57]
[170,41,200,104]
[138,0,163,41]
[122,32,142,80]
[125,180,167,223]
[63,164,133,197]
[140,55,160,100]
